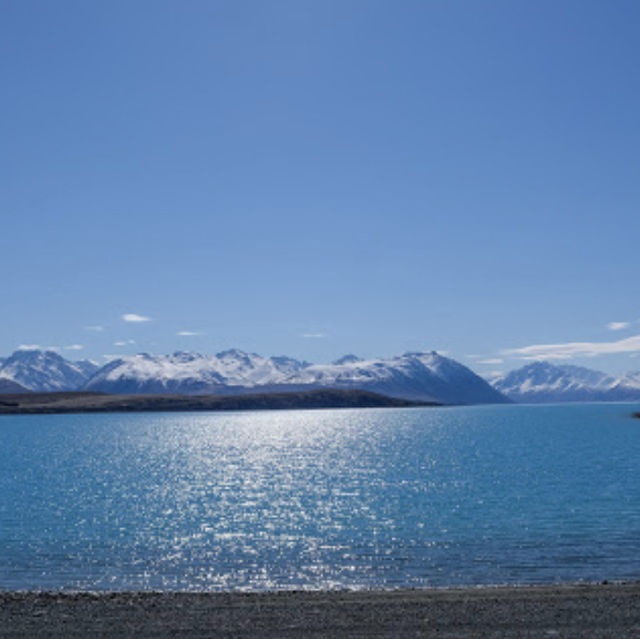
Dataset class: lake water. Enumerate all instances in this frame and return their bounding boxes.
[1,403,639,591]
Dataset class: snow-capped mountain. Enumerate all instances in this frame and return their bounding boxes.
[491,361,640,403]
[0,349,100,392]
[84,349,508,405]
[84,350,308,395]
[5,348,640,405]
[278,351,509,404]
[622,371,640,388]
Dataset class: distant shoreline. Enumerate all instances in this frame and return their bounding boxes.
[2,581,639,637]
[0,388,437,416]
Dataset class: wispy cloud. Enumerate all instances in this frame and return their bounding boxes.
[502,334,640,360]
[114,340,136,346]
[17,343,84,353]
[17,344,42,351]
[477,358,503,364]
[177,331,201,336]
[300,332,327,339]
[85,325,105,332]
[607,321,630,331]
[122,313,151,323]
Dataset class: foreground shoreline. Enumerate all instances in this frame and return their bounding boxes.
[3,581,640,637]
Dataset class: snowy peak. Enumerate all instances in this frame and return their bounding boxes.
[619,371,640,390]
[0,349,99,391]
[170,351,205,363]
[497,361,616,390]
[86,352,226,394]
[491,361,640,402]
[270,356,310,374]
[332,354,363,366]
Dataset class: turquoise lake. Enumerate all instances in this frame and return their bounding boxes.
[1,403,639,591]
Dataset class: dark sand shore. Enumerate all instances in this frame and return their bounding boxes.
[2,582,640,638]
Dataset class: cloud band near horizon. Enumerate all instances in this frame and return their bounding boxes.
[502,334,640,360]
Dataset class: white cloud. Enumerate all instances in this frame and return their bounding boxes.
[607,321,629,331]
[15,344,65,352]
[122,313,151,323]
[114,340,136,346]
[85,325,105,332]
[64,344,84,351]
[300,332,327,338]
[477,358,503,364]
[502,334,640,360]
[177,331,201,336]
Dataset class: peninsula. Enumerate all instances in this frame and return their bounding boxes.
[0,388,435,415]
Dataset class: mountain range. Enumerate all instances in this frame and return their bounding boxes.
[2,348,640,405]
[0,348,507,405]
[491,361,640,403]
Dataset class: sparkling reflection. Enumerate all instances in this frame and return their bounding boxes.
[1,404,640,590]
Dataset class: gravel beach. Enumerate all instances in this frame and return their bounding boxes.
[2,582,640,638]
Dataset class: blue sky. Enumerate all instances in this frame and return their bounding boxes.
[2,0,639,375]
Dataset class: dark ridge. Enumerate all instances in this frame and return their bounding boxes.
[0,389,438,415]
[0,379,29,394]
